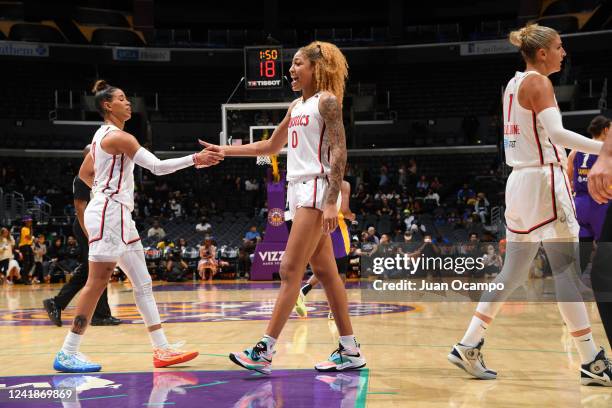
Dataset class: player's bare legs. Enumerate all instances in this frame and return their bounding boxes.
[265,207,325,338]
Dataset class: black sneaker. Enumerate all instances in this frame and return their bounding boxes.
[91,316,122,326]
[581,347,612,386]
[43,298,62,327]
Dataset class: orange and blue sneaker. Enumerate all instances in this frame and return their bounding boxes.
[53,351,101,373]
[229,341,274,374]
[153,341,199,368]
[315,343,366,372]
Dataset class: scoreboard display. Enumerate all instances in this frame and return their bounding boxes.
[244,46,283,90]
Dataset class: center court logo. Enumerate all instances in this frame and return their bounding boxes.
[267,208,285,227]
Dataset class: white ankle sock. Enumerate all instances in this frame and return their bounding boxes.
[339,335,358,351]
[573,331,598,364]
[150,328,169,349]
[262,335,276,351]
[460,316,489,347]
[61,331,83,355]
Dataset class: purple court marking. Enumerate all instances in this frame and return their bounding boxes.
[153,280,366,291]
[0,301,415,326]
[0,369,368,408]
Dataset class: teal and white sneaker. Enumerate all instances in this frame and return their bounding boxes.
[53,351,101,373]
[315,343,366,372]
[229,341,274,375]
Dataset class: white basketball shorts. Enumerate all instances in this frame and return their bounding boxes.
[85,196,143,262]
[286,176,341,221]
[505,164,578,242]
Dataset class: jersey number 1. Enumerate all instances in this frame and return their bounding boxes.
[291,130,298,148]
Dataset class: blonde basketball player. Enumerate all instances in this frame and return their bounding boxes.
[53,80,224,372]
[201,41,366,374]
[448,24,612,386]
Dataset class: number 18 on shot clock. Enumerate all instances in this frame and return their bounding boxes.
[244,46,283,90]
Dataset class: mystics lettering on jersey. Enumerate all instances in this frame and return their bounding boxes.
[287,93,331,182]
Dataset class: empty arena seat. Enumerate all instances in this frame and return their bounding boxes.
[9,23,65,43]
[91,28,145,46]
[281,29,297,46]
[536,15,579,33]
[314,28,333,41]
[0,2,24,20]
[228,29,245,47]
[74,7,130,28]
[208,29,228,47]
[245,29,265,45]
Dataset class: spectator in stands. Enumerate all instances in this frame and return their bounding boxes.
[397,164,407,189]
[457,183,476,205]
[32,234,47,283]
[401,231,421,253]
[0,227,16,284]
[47,237,68,283]
[169,198,183,220]
[416,175,429,195]
[378,165,390,187]
[60,236,80,274]
[245,178,260,191]
[430,176,442,191]
[474,192,490,224]
[366,226,380,244]
[18,216,34,283]
[196,217,212,234]
[424,189,440,207]
[198,236,219,281]
[147,220,166,240]
[482,244,503,278]
[244,225,261,243]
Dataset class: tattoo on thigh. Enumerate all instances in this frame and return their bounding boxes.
[72,314,88,334]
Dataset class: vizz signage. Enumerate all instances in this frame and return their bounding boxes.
[259,251,285,262]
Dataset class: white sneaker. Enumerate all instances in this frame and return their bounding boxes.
[448,339,497,380]
[581,347,612,386]
[315,343,366,372]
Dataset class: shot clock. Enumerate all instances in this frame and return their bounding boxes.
[244,46,283,90]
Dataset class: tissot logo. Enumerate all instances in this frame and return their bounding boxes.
[259,251,285,262]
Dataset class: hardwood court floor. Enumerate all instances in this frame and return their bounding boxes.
[1,280,611,407]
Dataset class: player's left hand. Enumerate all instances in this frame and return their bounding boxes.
[322,204,338,234]
[588,152,612,204]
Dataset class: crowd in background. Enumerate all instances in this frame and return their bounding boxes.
[1,156,509,283]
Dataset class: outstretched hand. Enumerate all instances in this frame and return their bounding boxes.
[194,139,225,168]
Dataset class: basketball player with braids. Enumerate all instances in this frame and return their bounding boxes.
[201,41,366,374]
[448,24,612,386]
[52,80,224,372]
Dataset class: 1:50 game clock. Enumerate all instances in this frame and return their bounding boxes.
[244,46,283,90]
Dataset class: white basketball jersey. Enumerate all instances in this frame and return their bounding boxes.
[90,124,135,211]
[503,71,567,168]
[286,93,331,181]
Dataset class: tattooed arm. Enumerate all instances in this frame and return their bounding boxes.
[319,92,347,234]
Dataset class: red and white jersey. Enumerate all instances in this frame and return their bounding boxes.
[503,71,567,169]
[90,124,135,211]
[286,93,331,181]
